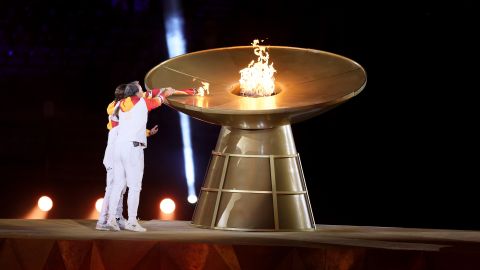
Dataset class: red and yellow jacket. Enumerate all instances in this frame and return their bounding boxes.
[106,89,163,136]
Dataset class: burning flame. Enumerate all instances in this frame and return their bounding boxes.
[196,82,210,96]
[191,79,210,96]
[239,39,276,97]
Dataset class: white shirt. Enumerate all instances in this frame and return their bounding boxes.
[116,98,149,147]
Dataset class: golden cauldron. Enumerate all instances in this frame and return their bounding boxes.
[145,46,366,231]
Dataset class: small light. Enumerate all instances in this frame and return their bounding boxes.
[95,198,104,213]
[38,196,53,212]
[160,198,176,214]
[187,195,197,204]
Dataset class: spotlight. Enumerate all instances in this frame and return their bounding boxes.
[95,198,104,213]
[37,196,53,212]
[187,195,197,204]
[163,0,197,205]
[160,198,176,214]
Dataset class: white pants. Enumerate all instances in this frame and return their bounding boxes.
[108,141,144,222]
[98,167,126,224]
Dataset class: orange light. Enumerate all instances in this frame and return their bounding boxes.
[160,198,175,214]
[95,198,104,213]
[37,196,53,212]
[25,207,47,219]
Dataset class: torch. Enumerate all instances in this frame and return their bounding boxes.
[172,88,197,96]
[170,82,210,97]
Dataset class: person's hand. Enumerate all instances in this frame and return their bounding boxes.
[163,87,175,97]
[160,87,172,95]
[150,125,159,136]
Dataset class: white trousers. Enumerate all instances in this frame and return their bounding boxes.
[108,141,144,222]
[98,167,126,224]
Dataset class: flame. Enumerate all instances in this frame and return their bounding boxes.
[196,82,210,96]
[239,39,276,97]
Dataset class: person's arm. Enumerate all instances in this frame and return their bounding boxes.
[145,125,158,137]
[144,97,162,111]
[143,89,162,99]
[151,88,161,98]
[107,119,119,130]
[120,95,161,112]
[146,125,158,137]
[144,88,176,111]
[106,100,117,130]
[157,87,176,104]
[125,88,174,111]
[106,100,116,115]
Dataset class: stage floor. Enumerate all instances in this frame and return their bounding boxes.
[1,220,480,269]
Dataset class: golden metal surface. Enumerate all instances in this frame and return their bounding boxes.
[192,126,317,231]
[270,156,279,230]
[297,154,316,227]
[211,154,229,228]
[200,188,307,195]
[212,151,297,158]
[145,46,366,129]
[145,46,366,231]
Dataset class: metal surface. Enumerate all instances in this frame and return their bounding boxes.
[145,46,366,129]
[145,46,366,231]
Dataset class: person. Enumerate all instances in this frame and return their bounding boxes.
[106,81,174,232]
[96,84,128,230]
[96,84,160,231]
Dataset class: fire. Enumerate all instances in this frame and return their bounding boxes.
[239,39,276,97]
[196,82,210,96]
[191,79,210,96]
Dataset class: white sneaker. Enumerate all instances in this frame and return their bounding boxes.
[95,222,109,231]
[116,217,127,230]
[107,218,120,231]
[125,220,147,232]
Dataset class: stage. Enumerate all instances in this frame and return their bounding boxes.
[1,220,480,269]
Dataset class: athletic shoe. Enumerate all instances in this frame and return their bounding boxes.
[95,222,109,231]
[107,218,120,231]
[125,220,146,232]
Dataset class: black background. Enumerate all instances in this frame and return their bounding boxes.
[0,0,478,229]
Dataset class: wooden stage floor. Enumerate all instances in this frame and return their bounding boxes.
[1,219,480,269]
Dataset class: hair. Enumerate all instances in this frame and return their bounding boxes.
[114,84,127,101]
[113,83,129,118]
[113,81,140,118]
[124,81,141,97]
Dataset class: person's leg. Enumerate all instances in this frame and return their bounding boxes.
[97,140,114,229]
[115,185,127,229]
[106,142,127,230]
[124,146,146,232]
[96,167,113,230]
[116,186,126,218]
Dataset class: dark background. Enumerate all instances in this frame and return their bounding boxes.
[0,0,477,229]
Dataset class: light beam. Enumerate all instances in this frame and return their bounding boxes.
[163,0,197,204]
